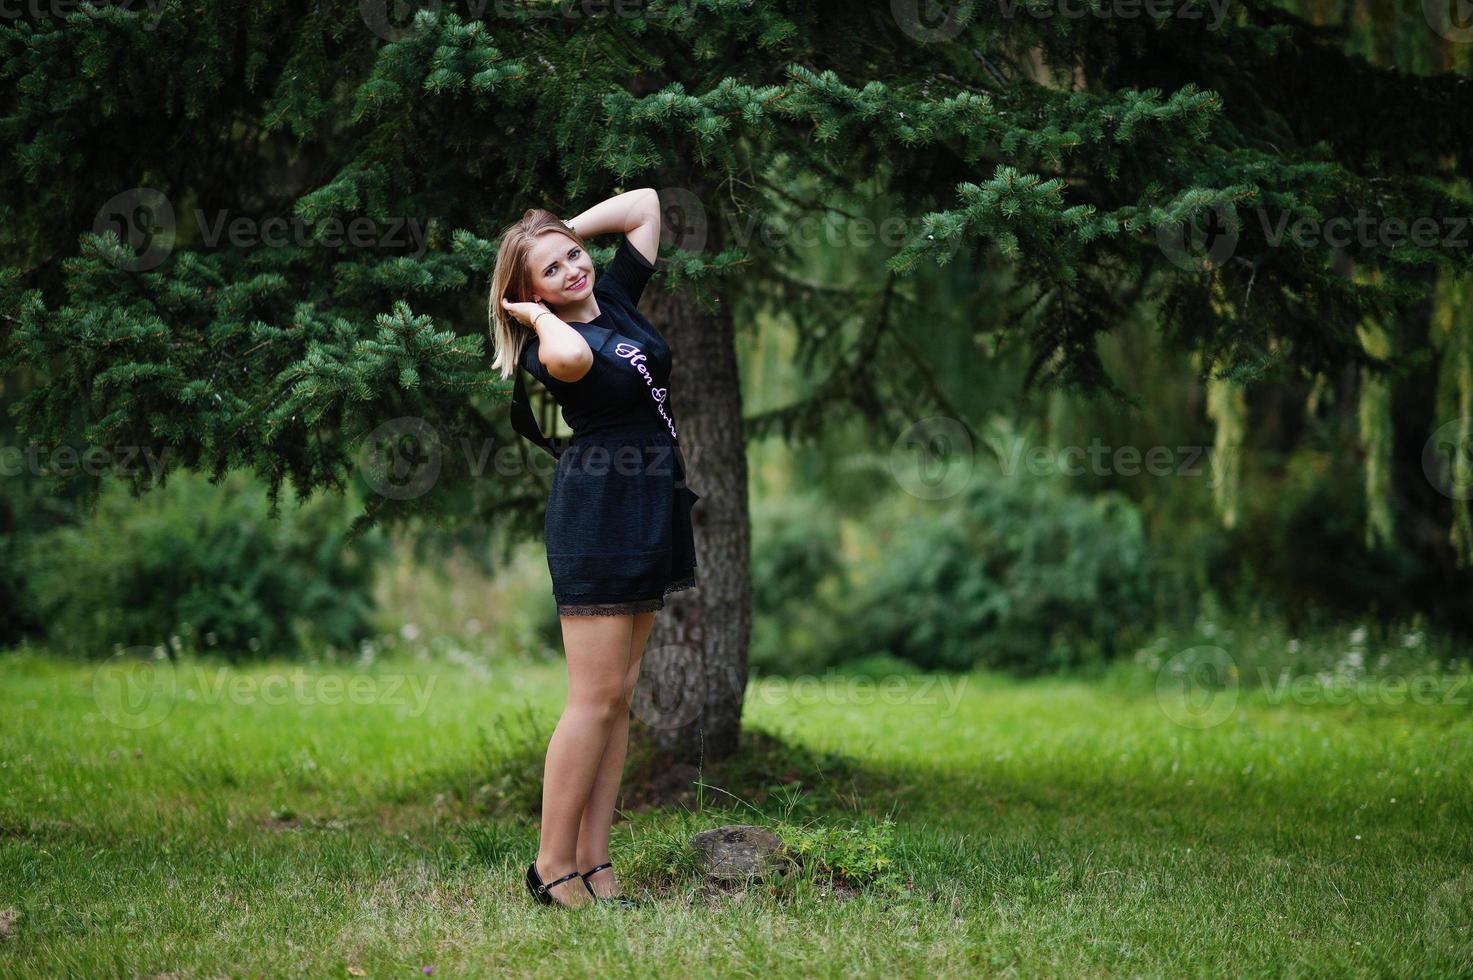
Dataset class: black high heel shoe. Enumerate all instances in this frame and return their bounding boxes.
[526,860,586,908]
[580,861,646,908]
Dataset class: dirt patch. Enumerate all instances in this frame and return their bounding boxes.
[0,819,75,841]
[618,726,895,812]
[261,809,353,832]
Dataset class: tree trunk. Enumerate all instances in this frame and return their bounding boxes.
[633,276,751,763]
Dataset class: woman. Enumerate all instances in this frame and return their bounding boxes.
[487,188,700,910]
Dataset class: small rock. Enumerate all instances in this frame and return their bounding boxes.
[689,824,788,880]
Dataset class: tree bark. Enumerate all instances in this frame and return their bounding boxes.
[632,276,752,763]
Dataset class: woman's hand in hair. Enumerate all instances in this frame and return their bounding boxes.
[501,296,552,329]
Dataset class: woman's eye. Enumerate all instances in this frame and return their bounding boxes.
[545,249,579,275]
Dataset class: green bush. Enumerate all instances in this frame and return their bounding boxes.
[771,814,904,892]
[837,470,1156,675]
[1230,449,1463,634]
[0,527,41,648]
[748,491,848,675]
[20,469,387,659]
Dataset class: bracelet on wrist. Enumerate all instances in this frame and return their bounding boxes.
[532,309,553,328]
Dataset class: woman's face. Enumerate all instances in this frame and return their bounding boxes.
[524,232,594,307]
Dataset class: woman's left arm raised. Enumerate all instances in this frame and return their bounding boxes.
[566,188,661,265]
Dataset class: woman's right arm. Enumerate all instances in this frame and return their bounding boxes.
[534,311,594,384]
[503,298,593,383]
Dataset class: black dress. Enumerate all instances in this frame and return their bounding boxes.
[515,234,700,616]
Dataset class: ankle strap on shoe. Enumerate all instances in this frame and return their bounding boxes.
[538,868,585,894]
[582,862,613,878]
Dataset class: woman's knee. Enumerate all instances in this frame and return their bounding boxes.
[567,687,630,723]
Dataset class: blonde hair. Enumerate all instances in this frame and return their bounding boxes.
[488,208,586,380]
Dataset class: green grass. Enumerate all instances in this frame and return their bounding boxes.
[0,633,1470,979]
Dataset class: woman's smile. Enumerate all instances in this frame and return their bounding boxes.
[567,273,589,293]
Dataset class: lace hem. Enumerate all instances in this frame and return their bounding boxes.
[556,572,696,617]
[557,597,664,616]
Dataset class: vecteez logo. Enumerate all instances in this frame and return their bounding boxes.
[1155,204,1239,272]
[891,0,971,42]
[890,416,975,501]
[357,417,443,500]
[1424,0,1473,43]
[93,646,177,729]
[1155,645,1239,729]
[93,188,177,272]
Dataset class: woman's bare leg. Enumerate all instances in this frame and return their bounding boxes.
[576,608,657,897]
[534,613,635,908]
